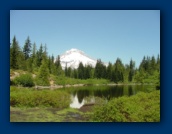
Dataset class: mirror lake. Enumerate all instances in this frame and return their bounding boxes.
[55,85,156,108]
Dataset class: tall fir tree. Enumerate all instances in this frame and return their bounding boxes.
[36,58,50,86]
[31,42,38,71]
[10,36,20,69]
[113,58,124,83]
[128,59,135,82]
[36,44,43,67]
[55,55,61,68]
[23,36,32,60]
[50,55,58,75]
[54,55,63,76]
[94,59,104,79]
[78,62,84,79]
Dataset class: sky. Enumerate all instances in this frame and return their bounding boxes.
[10,10,160,67]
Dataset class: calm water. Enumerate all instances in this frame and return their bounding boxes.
[63,85,156,108]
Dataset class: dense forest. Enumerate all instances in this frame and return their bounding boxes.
[10,36,160,86]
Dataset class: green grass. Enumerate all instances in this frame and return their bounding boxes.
[10,85,159,122]
[10,86,70,108]
[91,90,160,122]
[10,107,88,122]
[51,75,110,85]
[11,69,111,87]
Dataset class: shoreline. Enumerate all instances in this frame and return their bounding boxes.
[34,83,155,89]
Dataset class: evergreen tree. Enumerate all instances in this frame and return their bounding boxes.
[156,54,160,71]
[41,44,49,65]
[50,55,58,75]
[113,58,124,83]
[10,36,20,69]
[101,64,107,78]
[36,59,50,86]
[48,56,52,74]
[139,56,146,71]
[23,36,32,60]
[64,64,67,77]
[55,55,61,68]
[17,50,26,70]
[123,64,130,83]
[51,55,54,63]
[36,44,43,67]
[84,65,92,79]
[150,56,156,74]
[78,62,84,79]
[67,67,72,77]
[94,59,102,79]
[73,69,78,79]
[31,42,37,71]
[54,55,63,76]
[128,59,135,82]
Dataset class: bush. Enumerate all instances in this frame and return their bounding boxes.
[91,91,160,122]
[35,78,50,86]
[13,73,35,87]
[10,79,15,85]
[10,86,70,108]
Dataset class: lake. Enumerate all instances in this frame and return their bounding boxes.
[59,85,156,108]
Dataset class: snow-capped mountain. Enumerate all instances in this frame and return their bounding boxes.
[57,48,97,69]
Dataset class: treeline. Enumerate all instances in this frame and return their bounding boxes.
[65,56,160,85]
[10,36,160,85]
[10,36,63,85]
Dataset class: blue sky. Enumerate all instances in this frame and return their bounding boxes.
[10,10,160,67]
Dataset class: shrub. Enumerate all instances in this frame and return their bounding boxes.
[91,91,160,122]
[10,86,70,108]
[35,78,50,86]
[13,73,35,87]
[10,79,15,85]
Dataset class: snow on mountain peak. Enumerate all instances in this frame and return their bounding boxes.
[65,48,84,55]
[58,48,97,69]
[56,48,108,70]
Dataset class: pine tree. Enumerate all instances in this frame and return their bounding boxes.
[36,59,50,86]
[65,63,68,77]
[94,59,102,79]
[10,36,20,69]
[23,36,32,60]
[36,44,43,67]
[48,56,52,74]
[73,69,78,79]
[150,56,156,74]
[17,50,26,70]
[78,62,84,79]
[156,54,160,71]
[55,55,61,68]
[101,64,107,78]
[124,64,130,83]
[50,55,58,75]
[67,67,72,77]
[31,43,38,71]
[128,59,135,82]
[113,58,124,83]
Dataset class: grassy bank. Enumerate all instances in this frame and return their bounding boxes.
[10,86,159,122]
[10,86,70,108]
[10,69,111,86]
[91,90,160,122]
